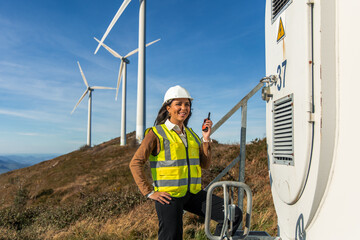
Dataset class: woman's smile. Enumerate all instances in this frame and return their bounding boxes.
[166,98,191,127]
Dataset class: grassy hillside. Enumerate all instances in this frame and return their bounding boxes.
[0,133,277,239]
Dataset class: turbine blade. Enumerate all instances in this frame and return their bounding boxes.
[93,37,123,59]
[77,61,89,87]
[115,61,124,101]
[124,38,161,58]
[145,38,161,47]
[71,89,89,114]
[123,49,138,59]
[94,0,132,54]
[92,86,116,90]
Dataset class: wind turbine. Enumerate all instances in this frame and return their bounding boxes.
[94,0,147,143]
[71,61,115,147]
[93,37,160,146]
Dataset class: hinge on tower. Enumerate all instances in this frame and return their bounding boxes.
[309,113,315,123]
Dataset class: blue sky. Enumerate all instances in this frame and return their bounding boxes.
[0,0,266,155]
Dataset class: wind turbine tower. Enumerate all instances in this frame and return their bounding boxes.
[137,0,146,143]
[94,0,148,143]
[94,37,160,146]
[71,61,115,147]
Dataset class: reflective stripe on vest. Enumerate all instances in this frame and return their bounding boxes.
[153,177,202,188]
[148,124,202,198]
[149,158,200,168]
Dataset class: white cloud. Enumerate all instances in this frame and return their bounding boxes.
[0,109,39,120]
[0,108,72,125]
[0,61,27,69]
[16,132,39,136]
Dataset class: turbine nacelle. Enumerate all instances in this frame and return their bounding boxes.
[93,37,160,100]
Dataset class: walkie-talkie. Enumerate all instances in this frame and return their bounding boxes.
[202,112,211,132]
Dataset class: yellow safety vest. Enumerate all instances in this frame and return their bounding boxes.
[146,124,202,198]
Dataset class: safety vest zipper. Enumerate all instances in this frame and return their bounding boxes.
[185,144,190,192]
[174,130,191,192]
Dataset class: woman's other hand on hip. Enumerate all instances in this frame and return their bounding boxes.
[149,191,172,204]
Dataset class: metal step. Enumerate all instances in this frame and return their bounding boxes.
[233,231,280,240]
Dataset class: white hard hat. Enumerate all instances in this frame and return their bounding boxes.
[163,85,193,104]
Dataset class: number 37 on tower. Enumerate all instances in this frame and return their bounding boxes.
[277,59,287,91]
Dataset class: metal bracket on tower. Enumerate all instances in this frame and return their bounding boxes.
[260,75,278,86]
[260,75,278,101]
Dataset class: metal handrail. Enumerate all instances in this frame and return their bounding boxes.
[206,81,264,209]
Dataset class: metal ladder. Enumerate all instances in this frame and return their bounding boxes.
[203,80,280,240]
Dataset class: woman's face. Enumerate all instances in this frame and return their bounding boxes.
[166,98,191,126]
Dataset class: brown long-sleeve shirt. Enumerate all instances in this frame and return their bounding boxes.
[129,129,212,196]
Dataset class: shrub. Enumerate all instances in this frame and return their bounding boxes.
[35,189,54,199]
[14,188,29,209]
[0,206,41,231]
[79,145,91,151]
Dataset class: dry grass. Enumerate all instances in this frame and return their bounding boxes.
[0,135,277,239]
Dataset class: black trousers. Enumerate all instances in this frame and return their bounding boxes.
[155,190,242,240]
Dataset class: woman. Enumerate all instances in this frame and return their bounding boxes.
[129,85,242,239]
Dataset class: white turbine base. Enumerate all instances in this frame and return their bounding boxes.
[136,125,144,144]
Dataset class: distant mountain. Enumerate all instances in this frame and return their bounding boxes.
[0,158,29,174]
[0,154,59,174]
[0,154,59,165]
